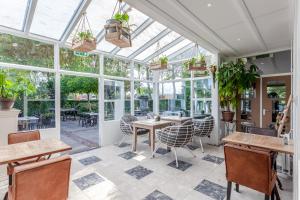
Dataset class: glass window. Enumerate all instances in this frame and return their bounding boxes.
[193,78,212,116]
[159,81,190,116]
[0,0,28,30]
[97,39,117,52]
[160,63,190,80]
[0,33,54,68]
[60,75,99,153]
[60,48,99,73]
[134,31,181,61]
[134,63,152,80]
[104,79,129,120]
[134,82,153,116]
[30,0,82,39]
[117,22,166,57]
[104,57,130,78]
[1,68,56,130]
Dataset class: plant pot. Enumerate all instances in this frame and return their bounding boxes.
[106,19,121,32]
[0,97,15,110]
[149,62,168,70]
[222,111,235,122]
[104,20,132,48]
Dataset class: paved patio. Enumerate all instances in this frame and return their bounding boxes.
[61,120,100,154]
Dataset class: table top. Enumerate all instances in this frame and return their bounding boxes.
[18,116,39,121]
[161,116,192,123]
[133,119,172,128]
[0,139,72,165]
[222,132,294,155]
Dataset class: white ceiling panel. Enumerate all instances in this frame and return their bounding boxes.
[244,0,289,18]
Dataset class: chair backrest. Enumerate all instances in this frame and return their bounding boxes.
[146,112,155,119]
[121,115,138,123]
[249,127,277,137]
[10,156,71,200]
[193,116,214,136]
[8,130,41,145]
[120,115,137,135]
[224,144,275,195]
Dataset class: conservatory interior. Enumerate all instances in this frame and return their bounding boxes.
[0,0,298,200]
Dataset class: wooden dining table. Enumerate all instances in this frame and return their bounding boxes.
[0,138,72,165]
[222,132,294,155]
[132,119,172,155]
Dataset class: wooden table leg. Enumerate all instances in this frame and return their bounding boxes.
[132,127,138,152]
[151,128,155,157]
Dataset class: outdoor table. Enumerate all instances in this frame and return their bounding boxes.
[61,108,77,121]
[222,132,294,155]
[132,119,172,155]
[18,116,39,130]
[161,116,192,124]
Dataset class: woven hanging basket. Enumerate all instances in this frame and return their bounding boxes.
[104,0,132,48]
[71,12,96,52]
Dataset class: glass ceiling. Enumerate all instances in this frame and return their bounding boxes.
[0,0,211,62]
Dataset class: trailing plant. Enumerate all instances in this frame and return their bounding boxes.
[0,69,35,100]
[77,30,94,41]
[217,59,259,111]
[159,56,168,65]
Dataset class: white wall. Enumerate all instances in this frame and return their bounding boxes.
[101,120,122,146]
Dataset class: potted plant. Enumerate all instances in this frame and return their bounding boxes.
[0,69,35,110]
[72,30,96,52]
[184,54,207,71]
[149,55,168,70]
[217,59,259,122]
[105,1,132,48]
[209,65,217,88]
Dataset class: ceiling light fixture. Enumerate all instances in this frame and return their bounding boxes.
[237,38,241,41]
[207,3,212,7]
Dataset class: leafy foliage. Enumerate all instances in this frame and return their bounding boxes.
[113,12,129,24]
[104,57,130,77]
[159,55,168,65]
[0,69,36,99]
[77,30,94,41]
[217,59,259,111]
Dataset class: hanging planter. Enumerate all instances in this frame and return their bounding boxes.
[71,12,96,52]
[209,65,217,88]
[184,44,207,71]
[104,0,132,48]
[149,42,168,70]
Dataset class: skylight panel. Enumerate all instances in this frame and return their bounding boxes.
[164,39,192,57]
[134,31,181,60]
[116,22,166,57]
[0,0,28,30]
[30,0,82,39]
[97,39,116,52]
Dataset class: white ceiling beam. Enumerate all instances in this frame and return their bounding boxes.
[231,0,268,51]
[168,42,194,60]
[110,18,154,54]
[60,0,92,43]
[125,0,220,54]
[128,28,171,59]
[144,36,185,62]
[171,0,238,55]
[22,0,38,33]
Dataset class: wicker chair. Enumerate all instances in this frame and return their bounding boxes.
[146,112,155,119]
[119,115,148,145]
[193,116,215,153]
[154,120,195,167]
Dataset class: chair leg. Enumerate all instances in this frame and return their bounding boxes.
[3,192,7,200]
[277,176,283,190]
[185,145,196,158]
[173,148,179,168]
[265,195,270,200]
[227,181,232,200]
[274,185,280,200]
[151,143,160,158]
[235,183,239,192]
[199,137,204,153]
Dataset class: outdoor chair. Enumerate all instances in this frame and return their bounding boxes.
[119,115,148,146]
[154,120,195,167]
[146,112,155,119]
[224,144,280,200]
[193,116,214,153]
[4,156,71,200]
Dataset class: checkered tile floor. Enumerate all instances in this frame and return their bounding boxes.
[0,137,293,200]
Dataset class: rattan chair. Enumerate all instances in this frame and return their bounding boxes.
[154,120,195,167]
[119,115,148,145]
[193,116,214,153]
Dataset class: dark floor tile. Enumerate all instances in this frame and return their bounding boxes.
[125,165,153,180]
[186,144,199,150]
[117,142,131,148]
[118,151,137,160]
[73,173,104,190]
[143,190,173,200]
[202,154,224,164]
[156,148,170,155]
[78,156,101,166]
[167,160,192,171]
[194,179,226,200]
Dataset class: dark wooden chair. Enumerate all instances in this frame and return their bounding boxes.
[224,144,280,200]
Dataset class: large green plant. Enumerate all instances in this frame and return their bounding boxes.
[217,59,259,111]
[0,69,35,99]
